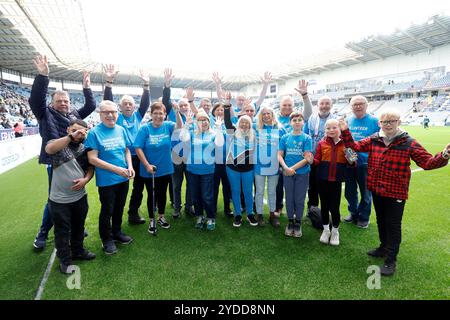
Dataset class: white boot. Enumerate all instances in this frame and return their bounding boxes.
[330,227,340,246]
[320,227,331,244]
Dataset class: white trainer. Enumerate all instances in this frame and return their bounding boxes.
[320,228,331,244]
[330,227,340,246]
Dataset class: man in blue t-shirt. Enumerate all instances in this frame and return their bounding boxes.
[343,95,379,228]
[103,65,150,225]
[85,100,135,255]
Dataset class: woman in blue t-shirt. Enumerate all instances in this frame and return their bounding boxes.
[134,102,176,235]
[85,100,135,255]
[179,106,224,231]
[254,106,286,226]
[278,111,313,238]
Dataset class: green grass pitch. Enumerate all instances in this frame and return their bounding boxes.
[0,126,449,300]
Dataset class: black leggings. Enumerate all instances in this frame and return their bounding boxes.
[318,179,342,228]
[143,174,171,218]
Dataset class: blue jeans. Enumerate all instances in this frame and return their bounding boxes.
[38,165,53,238]
[226,167,254,216]
[345,164,372,222]
[283,173,309,221]
[187,172,215,219]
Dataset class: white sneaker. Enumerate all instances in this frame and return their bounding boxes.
[330,228,340,246]
[320,229,331,244]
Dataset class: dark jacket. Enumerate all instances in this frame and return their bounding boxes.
[29,75,96,164]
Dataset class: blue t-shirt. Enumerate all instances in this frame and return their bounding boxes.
[185,129,219,175]
[255,125,286,176]
[84,123,132,187]
[133,121,176,178]
[279,132,312,175]
[347,114,379,165]
[278,115,292,134]
[116,112,143,156]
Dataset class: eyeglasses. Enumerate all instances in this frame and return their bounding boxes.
[291,118,303,123]
[352,102,366,107]
[100,111,118,115]
[379,119,399,125]
[197,119,209,123]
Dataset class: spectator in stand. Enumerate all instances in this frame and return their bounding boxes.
[102,64,150,225]
[13,121,24,138]
[343,95,379,229]
[339,110,449,276]
[29,54,96,251]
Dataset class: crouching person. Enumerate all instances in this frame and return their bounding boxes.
[46,119,95,274]
[339,110,449,276]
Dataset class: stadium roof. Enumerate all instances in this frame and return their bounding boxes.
[1,0,450,91]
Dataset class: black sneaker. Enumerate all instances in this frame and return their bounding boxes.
[33,230,47,251]
[380,261,397,276]
[157,217,170,229]
[113,232,133,245]
[184,206,195,217]
[247,214,258,227]
[257,214,265,226]
[72,249,96,261]
[148,219,157,235]
[60,263,75,275]
[367,247,387,258]
[344,214,358,224]
[225,211,234,218]
[172,210,181,219]
[102,241,117,255]
[357,220,370,229]
[233,215,242,228]
[128,213,146,225]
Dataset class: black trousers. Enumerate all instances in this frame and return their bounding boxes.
[127,155,146,216]
[48,195,88,265]
[307,165,320,208]
[372,193,406,263]
[143,174,171,218]
[318,179,342,228]
[213,164,232,214]
[98,181,129,242]
[275,172,284,212]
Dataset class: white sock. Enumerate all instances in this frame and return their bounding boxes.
[323,224,330,231]
[332,227,339,232]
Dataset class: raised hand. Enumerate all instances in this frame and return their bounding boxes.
[261,71,272,85]
[185,110,194,125]
[212,72,222,85]
[338,118,348,131]
[164,68,175,88]
[82,71,91,89]
[294,79,308,95]
[186,87,195,102]
[244,97,253,106]
[33,54,49,76]
[139,69,150,85]
[103,64,118,82]
[215,116,223,128]
[225,91,232,103]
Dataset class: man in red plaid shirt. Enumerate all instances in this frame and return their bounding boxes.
[339,109,450,276]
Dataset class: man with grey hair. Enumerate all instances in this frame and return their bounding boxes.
[103,65,150,225]
[343,95,379,228]
[304,94,336,211]
[30,54,96,251]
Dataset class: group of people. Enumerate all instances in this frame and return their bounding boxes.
[29,55,449,277]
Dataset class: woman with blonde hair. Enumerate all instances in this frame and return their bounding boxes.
[254,106,286,226]
[224,92,257,227]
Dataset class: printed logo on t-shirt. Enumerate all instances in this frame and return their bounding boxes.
[102,137,125,151]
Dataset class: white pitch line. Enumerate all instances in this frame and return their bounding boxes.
[34,248,57,300]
